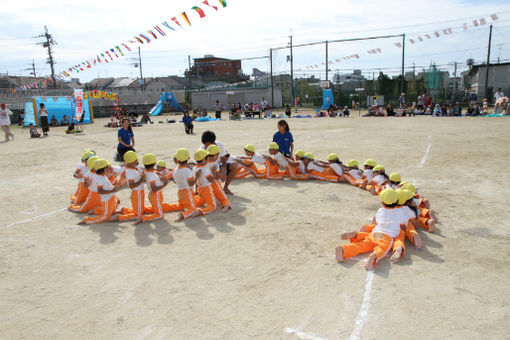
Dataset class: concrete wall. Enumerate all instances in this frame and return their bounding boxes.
[470,64,510,100]
[191,88,282,110]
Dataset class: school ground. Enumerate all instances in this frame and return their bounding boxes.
[1,113,509,340]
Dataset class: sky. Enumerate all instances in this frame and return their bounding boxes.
[1,0,510,83]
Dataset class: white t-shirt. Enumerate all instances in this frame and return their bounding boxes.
[95,174,114,202]
[251,153,266,165]
[125,167,144,191]
[0,108,13,125]
[39,107,48,117]
[329,163,344,176]
[86,172,98,192]
[145,171,163,191]
[76,162,89,183]
[495,91,505,101]
[307,161,325,173]
[372,207,408,238]
[297,160,306,174]
[399,206,417,220]
[173,166,193,190]
[348,169,362,179]
[372,174,386,186]
[200,141,227,167]
[363,169,374,181]
[274,152,289,168]
[193,165,212,187]
[111,165,125,177]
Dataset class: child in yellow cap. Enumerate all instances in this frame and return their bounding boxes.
[303,152,339,182]
[71,150,95,205]
[385,172,401,189]
[335,189,412,270]
[400,182,436,232]
[169,148,202,220]
[358,159,376,189]
[294,149,309,175]
[133,153,173,225]
[324,153,345,180]
[156,160,173,181]
[78,159,121,224]
[69,156,102,213]
[342,159,363,186]
[368,165,389,195]
[233,144,267,178]
[205,145,231,209]
[266,142,309,180]
[193,149,228,214]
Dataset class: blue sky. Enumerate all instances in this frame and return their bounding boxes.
[1,0,509,82]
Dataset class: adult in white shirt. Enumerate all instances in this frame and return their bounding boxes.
[200,130,238,195]
[494,88,505,102]
[39,103,49,136]
[260,97,268,113]
[0,103,14,141]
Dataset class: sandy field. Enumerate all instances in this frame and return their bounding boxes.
[1,113,509,340]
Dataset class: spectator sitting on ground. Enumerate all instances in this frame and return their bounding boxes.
[50,115,59,126]
[342,106,350,117]
[446,104,454,116]
[110,113,119,127]
[18,112,24,126]
[202,108,208,117]
[433,104,442,116]
[285,105,291,117]
[396,105,406,117]
[424,105,432,115]
[29,123,41,138]
[385,104,395,116]
[61,115,69,125]
[183,111,194,134]
[453,102,462,116]
[140,112,153,124]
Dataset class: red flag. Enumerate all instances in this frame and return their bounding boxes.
[122,43,132,52]
[203,0,218,10]
[171,17,182,28]
[192,6,206,18]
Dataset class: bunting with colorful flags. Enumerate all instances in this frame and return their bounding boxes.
[181,12,192,26]
[192,6,206,18]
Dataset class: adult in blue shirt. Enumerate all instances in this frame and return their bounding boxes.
[117,118,135,161]
[272,119,294,158]
[183,111,194,134]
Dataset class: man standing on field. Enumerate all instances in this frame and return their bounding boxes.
[0,103,14,141]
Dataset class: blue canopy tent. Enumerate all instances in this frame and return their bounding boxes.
[321,88,334,110]
[149,92,185,116]
[24,96,93,127]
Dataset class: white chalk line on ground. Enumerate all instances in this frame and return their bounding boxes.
[348,270,374,340]
[284,327,327,340]
[1,208,67,231]
[418,142,432,168]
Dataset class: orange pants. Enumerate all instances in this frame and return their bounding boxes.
[84,196,117,224]
[342,173,358,185]
[119,190,148,221]
[195,185,217,215]
[210,181,230,208]
[369,183,382,194]
[310,170,338,182]
[69,191,101,213]
[141,191,165,222]
[286,165,309,180]
[340,232,393,265]
[264,160,284,180]
[71,182,89,205]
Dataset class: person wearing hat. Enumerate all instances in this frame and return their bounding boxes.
[265,142,308,180]
[78,159,120,224]
[200,130,238,196]
[232,144,267,179]
[205,145,231,209]
[385,172,402,189]
[69,156,102,213]
[117,151,150,222]
[71,150,96,204]
[324,153,345,180]
[368,165,389,195]
[340,159,363,186]
[302,152,338,182]
[193,149,226,215]
[156,160,173,181]
[260,142,286,180]
[169,148,202,221]
[133,153,174,225]
[358,159,376,189]
[0,103,14,141]
[399,182,436,232]
[335,188,410,270]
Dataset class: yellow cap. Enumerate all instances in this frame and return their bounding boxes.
[379,188,399,205]
[123,151,138,164]
[268,142,279,150]
[346,159,358,167]
[172,152,177,160]
[327,153,339,161]
[94,158,109,171]
[295,149,305,158]
[83,148,95,155]
[398,189,415,205]
[87,156,99,170]
[142,153,157,166]
[373,165,385,172]
[400,182,416,193]
[244,144,255,152]
[194,149,208,161]
[364,159,377,167]
[156,160,166,167]
[389,172,401,182]
[81,150,95,161]
[206,144,220,156]
[175,148,190,162]
[304,152,314,160]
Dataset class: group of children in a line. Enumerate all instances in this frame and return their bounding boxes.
[69,129,436,270]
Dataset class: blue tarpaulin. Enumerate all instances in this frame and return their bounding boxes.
[321,88,334,110]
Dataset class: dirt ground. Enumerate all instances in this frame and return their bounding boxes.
[1,113,509,340]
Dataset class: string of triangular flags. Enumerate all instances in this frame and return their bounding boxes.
[294,13,500,72]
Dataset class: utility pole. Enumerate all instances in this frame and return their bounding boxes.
[31,60,37,78]
[270,48,274,107]
[187,55,192,105]
[289,35,294,107]
[37,26,56,88]
[325,40,329,83]
[484,25,493,101]
[400,33,405,95]
[138,47,144,90]
[451,61,457,102]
